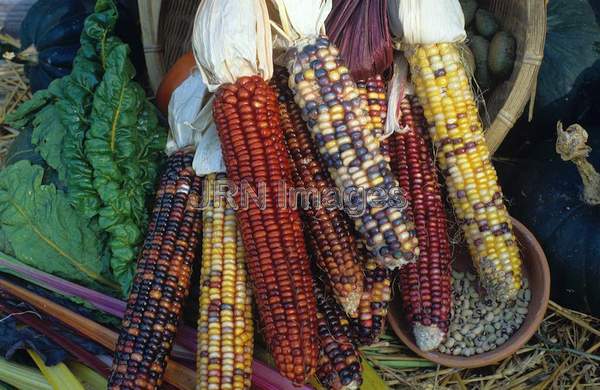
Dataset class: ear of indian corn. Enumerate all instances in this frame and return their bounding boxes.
[356,76,388,139]
[197,173,253,390]
[350,254,392,346]
[109,151,202,389]
[272,69,365,316]
[213,75,318,384]
[314,281,362,390]
[287,37,419,269]
[386,95,453,351]
[406,44,522,300]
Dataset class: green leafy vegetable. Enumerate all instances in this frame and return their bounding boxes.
[31,103,67,181]
[0,161,118,292]
[4,0,165,295]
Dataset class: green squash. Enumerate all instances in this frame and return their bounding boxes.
[19,0,96,92]
[534,0,600,131]
[507,124,600,315]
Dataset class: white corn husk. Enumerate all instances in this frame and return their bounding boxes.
[192,0,273,91]
[166,71,226,175]
[387,0,466,44]
[384,53,411,137]
[269,0,331,48]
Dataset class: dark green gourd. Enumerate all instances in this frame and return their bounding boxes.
[19,0,96,92]
[509,124,600,316]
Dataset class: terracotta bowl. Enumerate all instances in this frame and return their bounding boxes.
[388,218,550,368]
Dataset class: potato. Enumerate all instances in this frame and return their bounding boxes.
[460,0,478,25]
[475,9,499,39]
[469,35,494,91]
[489,31,516,79]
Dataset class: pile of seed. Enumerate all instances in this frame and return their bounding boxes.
[438,271,531,357]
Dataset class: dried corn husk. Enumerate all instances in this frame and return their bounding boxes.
[192,0,273,90]
[387,0,466,44]
[166,71,225,175]
[270,0,331,48]
[326,0,393,79]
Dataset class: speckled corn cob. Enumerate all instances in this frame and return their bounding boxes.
[356,76,387,139]
[197,174,253,390]
[406,44,522,300]
[314,281,362,390]
[110,151,202,389]
[387,95,452,351]
[213,76,318,384]
[272,69,364,315]
[287,37,418,269]
[351,254,392,345]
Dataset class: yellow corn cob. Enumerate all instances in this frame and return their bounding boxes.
[406,43,522,300]
[197,174,253,390]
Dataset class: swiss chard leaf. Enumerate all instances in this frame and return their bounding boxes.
[30,103,67,182]
[0,161,119,293]
[84,39,165,293]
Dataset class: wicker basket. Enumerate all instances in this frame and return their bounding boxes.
[139,0,546,153]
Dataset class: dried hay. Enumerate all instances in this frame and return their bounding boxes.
[0,60,29,166]
[363,301,600,389]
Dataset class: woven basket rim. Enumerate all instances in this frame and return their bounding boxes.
[139,0,548,154]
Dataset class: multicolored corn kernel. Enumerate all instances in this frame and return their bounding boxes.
[109,151,202,390]
[197,174,253,390]
[356,75,388,139]
[213,75,318,384]
[387,95,453,351]
[351,253,392,346]
[314,281,362,390]
[272,68,364,315]
[406,43,522,300]
[287,36,419,269]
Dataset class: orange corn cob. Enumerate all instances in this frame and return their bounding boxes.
[386,95,452,351]
[351,254,392,346]
[212,76,318,384]
[110,151,202,389]
[272,69,364,315]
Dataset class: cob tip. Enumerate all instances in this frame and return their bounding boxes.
[413,323,445,352]
[341,291,362,317]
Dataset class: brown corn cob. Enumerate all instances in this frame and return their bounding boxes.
[272,69,364,316]
[351,254,392,346]
[314,280,362,390]
[356,76,388,139]
[109,151,202,390]
[387,95,453,351]
[213,75,318,384]
[288,37,419,269]
[197,173,254,390]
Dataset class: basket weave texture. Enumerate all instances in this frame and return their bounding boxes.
[139,0,546,153]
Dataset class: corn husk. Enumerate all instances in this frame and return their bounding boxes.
[192,0,273,91]
[384,53,412,137]
[326,0,393,79]
[166,71,225,175]
[387,0,466,45]
[270,0,331,47]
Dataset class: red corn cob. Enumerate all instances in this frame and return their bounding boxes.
[314,280,362,390]
[272,69,365,316]
[387,95,452,351]
[110,151,202,389]
[212,75,318,384]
